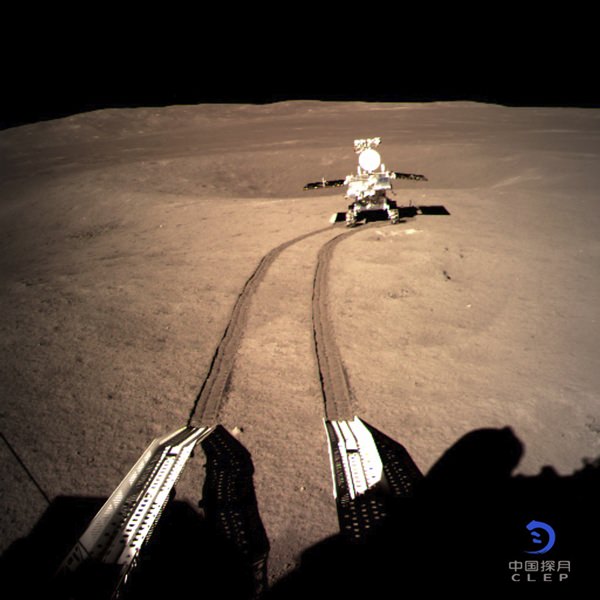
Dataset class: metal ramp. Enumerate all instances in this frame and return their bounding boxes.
[324,416,423,542]
[54,426,214,598]
[52,416,422,597]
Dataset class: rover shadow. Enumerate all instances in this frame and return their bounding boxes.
[416,204,451,215]
[331,210,407,224]
[0,425,269,600]
[331,205,450,223]
[267,425,600,597]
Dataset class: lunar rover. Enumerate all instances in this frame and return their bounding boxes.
[304,137,427,226]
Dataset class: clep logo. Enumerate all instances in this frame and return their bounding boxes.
[508,520,569,582]
[524,520,556,555]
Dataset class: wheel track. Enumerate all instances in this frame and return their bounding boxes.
[188,223,376,427]
[312,230,360,420]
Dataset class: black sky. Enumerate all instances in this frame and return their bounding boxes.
[1,10,597,129]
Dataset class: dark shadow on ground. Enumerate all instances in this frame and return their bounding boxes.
[416,204,451,215]
[331,205,450,223]
[1,496,263,599]
[3,425,597,597]
[0,426,268,600]
[267,425,600,597]
[0,496,106,596]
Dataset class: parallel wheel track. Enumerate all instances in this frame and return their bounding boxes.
[188,223,376,427]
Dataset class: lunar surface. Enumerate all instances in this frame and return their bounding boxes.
[1,101,599,591]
